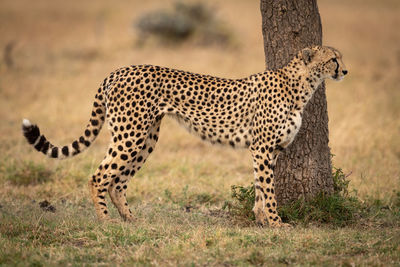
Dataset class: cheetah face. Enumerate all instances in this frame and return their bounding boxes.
[322,48,347,81]
[302,46,348,82]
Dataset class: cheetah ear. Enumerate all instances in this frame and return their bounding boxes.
[301,48,315,65]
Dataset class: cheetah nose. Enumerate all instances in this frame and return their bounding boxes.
[342,70,348,75]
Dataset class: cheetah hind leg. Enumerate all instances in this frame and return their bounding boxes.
[108,118,162,222]
[88,155,118,221]
[108,175,134,222]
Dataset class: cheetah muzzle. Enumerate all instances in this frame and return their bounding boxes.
[22,46,347,227]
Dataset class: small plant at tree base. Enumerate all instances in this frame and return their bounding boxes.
[224,167,362,226]
[332,167,352,196]
[278,193,361,227]
[223,184,255,221]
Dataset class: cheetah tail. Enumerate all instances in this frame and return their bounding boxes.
[21,94,106,159]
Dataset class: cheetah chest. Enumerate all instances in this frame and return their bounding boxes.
[281,111,302,148]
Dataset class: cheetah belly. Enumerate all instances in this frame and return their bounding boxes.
[281,111,302,148]
[168,113,252,148]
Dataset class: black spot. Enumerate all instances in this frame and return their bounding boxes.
[34,135,46,151]
[51,147,58,158]
[136,139,143,145]
[72,141,79,150]
[62,146,69,156]
[23,124,40,144]
[41,141,50,154]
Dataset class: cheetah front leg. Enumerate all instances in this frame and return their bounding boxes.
[251,149,288,227]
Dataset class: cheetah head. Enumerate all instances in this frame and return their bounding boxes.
[300,46,348,82]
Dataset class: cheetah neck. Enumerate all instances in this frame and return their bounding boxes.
[283,57,323,110]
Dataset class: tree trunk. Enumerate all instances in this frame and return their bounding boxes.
[260,0,334,204]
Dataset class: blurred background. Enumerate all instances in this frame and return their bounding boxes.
[0,0,399,203]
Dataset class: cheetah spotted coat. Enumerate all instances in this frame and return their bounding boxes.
[22,46,347,227]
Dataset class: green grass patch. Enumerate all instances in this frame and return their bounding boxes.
[222,183,256,222]
[0,160,53,186]
[224,167,366,226]
[279,193,361,226]
[164,185,222,210]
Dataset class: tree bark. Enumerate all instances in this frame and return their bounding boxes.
[260,0,334,204]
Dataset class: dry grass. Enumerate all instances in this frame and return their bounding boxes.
[0,0,399,265]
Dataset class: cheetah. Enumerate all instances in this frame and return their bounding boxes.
[22,46,347,227]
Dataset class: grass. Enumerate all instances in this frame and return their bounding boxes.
[279,193,361,227]
[0,160,53,186]
[0,0,399,265]
[223,168,371,227]
[0,186,399,265]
